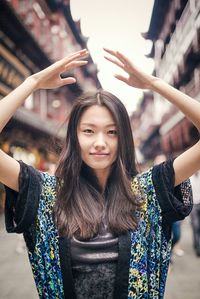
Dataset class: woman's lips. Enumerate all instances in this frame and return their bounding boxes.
[90,153,109,157]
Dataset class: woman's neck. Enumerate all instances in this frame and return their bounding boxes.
[94,168,110,192]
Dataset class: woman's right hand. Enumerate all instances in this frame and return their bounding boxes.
[30,49,89,91]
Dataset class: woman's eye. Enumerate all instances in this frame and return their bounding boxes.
[83,129,93,134]
[108,130,117,135]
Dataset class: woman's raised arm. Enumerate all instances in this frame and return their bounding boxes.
[104,48,200,186]
[0,49,88,191]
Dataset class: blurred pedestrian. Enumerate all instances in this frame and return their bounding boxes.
[0,48,196,298]
[0,182,5,214]
[171,221,184,257]
[190,170,200,256]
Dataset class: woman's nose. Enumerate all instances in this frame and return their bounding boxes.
[94,133,106,149]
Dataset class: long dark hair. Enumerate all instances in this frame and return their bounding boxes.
[54,90,141,239]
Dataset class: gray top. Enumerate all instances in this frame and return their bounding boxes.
[70,223,118,267]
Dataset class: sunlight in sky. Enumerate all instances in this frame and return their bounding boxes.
[70,0,155,115]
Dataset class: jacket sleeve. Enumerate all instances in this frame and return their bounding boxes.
[4,160,42,234]
[152,158,193,225]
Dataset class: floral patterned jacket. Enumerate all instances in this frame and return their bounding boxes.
[5,159,192,299]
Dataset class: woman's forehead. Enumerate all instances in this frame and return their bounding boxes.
[79,105,116,126]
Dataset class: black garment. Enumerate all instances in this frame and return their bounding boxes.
[59,232,131,299]
[152,158,193,241]
[70,227,118,266]
[72,263,117,299]
[4,160,41,252]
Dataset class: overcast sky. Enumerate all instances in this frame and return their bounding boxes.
[70,0,155,114]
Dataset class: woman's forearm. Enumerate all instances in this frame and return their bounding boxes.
[151,78,200,132]
[0,76,37,133]
[0,50,89,134]
[103,48,200,132]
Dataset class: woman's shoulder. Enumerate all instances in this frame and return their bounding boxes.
[130,168,154,209]
[131,167,153,191]
[40,171,57,184]
[40,172,57,194]
[132,159,175,191]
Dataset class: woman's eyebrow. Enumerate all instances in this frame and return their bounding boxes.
[80,123,116,127]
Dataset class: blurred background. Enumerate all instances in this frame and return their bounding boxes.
[0,0,200,298]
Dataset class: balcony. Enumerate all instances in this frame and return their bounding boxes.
[157,0,200,82]
[180,67,200,98]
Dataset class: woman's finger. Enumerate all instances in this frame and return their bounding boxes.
[63,60,88,71]
[104,48,126,64]
[115,51,133,67]
[114,74,129,84]
[104,55,125,69]
[62,49,89,65]
[103,48,117,56]
[66,48,88,60]
[38,55,88,79]
[104,48,134,71]
[59,77,77,86]
[55,55,88,74]
[104,48,123,63]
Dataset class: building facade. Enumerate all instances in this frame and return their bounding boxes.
[137,0,200,161]
[0,0,100,169]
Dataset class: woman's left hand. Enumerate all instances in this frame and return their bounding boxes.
[104,48,157,90]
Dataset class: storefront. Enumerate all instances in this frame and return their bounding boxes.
[160,115,199,155]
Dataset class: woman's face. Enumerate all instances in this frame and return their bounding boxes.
[77,105,118,176]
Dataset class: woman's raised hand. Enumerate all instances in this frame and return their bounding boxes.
[104,48,157,90]
[30,49,89,91]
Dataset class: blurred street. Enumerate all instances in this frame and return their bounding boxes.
[0,215,38,299]
[0,214,199,299]
[165,217,200,299]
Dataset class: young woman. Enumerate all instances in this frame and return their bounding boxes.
[0,47,197,299]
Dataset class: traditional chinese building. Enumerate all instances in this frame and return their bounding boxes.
[0,0,100,169]
[130,92,160,163]
[139,0,200,160]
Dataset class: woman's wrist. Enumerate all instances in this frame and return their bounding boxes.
[148,76,162,91]
[24,75,39,92]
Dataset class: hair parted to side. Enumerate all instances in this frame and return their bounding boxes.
[54,90,141,239]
